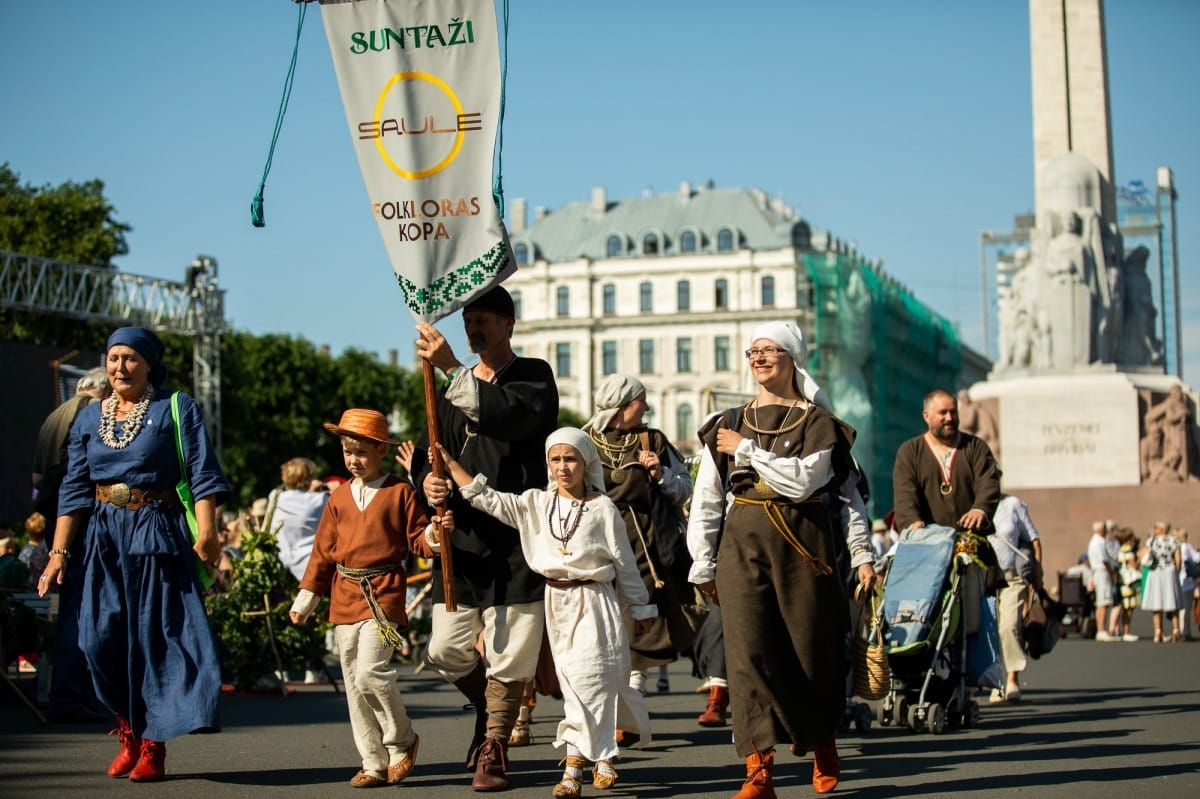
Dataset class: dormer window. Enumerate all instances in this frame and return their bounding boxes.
[606,235,623,257]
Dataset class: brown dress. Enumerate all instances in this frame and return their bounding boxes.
[594,426,692,670]
[699,403,852,757]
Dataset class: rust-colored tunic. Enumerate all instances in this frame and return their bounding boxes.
[299,476,431,627]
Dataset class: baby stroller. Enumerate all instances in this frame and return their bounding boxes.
[876,525,993,734]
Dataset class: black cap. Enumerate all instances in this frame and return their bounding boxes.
[464,285,515,319]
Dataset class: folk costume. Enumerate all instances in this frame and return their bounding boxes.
[688,322,855,796]
[892,432,1002,532]
[56,328,229,747]
[459,428,656,764]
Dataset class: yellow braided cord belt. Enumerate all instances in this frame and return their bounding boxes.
[733,496,833,576]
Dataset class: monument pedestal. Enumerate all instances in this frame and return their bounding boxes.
[968,370,1197,581]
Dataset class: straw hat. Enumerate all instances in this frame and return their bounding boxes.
[322,409,400,445]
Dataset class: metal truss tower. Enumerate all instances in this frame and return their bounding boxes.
[0,250,225,449]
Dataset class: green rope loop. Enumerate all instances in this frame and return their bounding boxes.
[251,1,308,228]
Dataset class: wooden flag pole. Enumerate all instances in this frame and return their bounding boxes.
[423,359,456,611]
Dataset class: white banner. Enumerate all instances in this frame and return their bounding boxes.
[320,0,514,322]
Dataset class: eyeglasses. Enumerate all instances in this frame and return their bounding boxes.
[744,347,788,360]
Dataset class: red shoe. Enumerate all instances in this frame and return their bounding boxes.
[129,739,167,783]
[698,685,730,727]
[813,736,840,794]
[732,744,776,799]
[107,716,140,778]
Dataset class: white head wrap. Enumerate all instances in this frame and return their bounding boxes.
[749,321,833,413]
[545,427,606,494]
[583,374,646,433]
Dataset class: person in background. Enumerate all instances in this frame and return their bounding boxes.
[32,367,110,520]
[0,536,30,590]
[1176,529,1199,640]
[268,457,330,582]
[18,512,50,588]
[1139,521,1182,643]
[988,493,1043,703]
[1087,522,1118,642]
[1112,527,1141,642]
[38,326,228,782]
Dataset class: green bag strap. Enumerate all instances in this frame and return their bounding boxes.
[170,392,187,479]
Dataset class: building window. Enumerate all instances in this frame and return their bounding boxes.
[676,337,693,373]
[714,336,730,371]
[602,283,616,315]
[638,339,655,374]
[643,233,659,255]
[761,275,775,307]
[639,281,653,312]
[556,285,569,317]
[606,235,623,257]
[677,280,690,311]
[555,342,571,377]
[715,278,728,309]
[717,228,735,252]
[676,403,695,442]
[511,290,523,320]
[680,230,697,253]
[602,341,617,375]
[513,242,529,265]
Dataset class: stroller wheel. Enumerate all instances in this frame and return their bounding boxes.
[964,700,980,729]
[928,703,947,735]
[855,703,873,733]
[907,704,921,732]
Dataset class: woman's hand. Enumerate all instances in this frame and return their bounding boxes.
[38,556,67,597]
[637,449,662,481]
[857,563,877,594]
[430,510,455,546]
[697,579,719,606]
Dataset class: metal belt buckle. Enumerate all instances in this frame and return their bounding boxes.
[108,483,132,508]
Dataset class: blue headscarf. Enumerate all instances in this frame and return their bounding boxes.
[106,326,168,388]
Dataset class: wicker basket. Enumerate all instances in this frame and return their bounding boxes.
[852,590,891,701]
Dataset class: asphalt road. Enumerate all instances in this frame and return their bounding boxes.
[3,618,1199,799]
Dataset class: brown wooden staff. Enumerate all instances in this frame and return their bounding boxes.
[423,359,456,611]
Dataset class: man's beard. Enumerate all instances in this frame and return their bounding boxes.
[467,334,487,353]
[931,424,958,443]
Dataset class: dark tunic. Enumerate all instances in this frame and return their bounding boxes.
[58,391,230,741]
[700,403,852,756]
[413,356,559,607]
[892,432,1002,531]
[595,426,691,669]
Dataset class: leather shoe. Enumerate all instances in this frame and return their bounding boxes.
[387,734,420,784]
[470,736,509,791]
[128,740,166,783]
[812,737,840,794]
[349,770,388,788]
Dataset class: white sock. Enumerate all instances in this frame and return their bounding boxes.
[629,670,647,694]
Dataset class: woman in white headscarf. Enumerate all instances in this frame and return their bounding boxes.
[687,322,872,798]
[584,376,694,697]
[437,428,657,798]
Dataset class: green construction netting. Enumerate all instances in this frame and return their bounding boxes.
[803,252,964,517]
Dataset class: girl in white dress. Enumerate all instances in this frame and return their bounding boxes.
[437,428,657,798]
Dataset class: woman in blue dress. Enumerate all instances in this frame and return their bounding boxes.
[39,326,229,782]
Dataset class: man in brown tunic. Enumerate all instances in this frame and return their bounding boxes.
[892,388,1002,532]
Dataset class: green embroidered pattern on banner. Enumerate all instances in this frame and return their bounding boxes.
[397,240,511,317]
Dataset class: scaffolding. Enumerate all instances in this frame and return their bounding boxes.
[0,250,225,449]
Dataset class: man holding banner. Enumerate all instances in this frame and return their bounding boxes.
[315,0,548,788]
[413,286,559,791]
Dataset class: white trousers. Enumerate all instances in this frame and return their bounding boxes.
[425,601,544,683]
[335,620,416,776]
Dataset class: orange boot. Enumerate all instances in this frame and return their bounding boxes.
[698,684,730,727]
[731,744,776,799]
[107,716,140,778]
[129,739,167,783]
[812,736,840,794]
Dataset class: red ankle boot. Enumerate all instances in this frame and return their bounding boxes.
[698,685,730,727]
[107,716,140,778]
[129,739,167,783]
[731,744,775,799]
[813,736,840,794]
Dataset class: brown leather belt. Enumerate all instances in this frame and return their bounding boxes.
[545,577,594,589]
[95,483,175,511]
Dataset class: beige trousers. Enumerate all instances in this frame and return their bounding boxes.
[335,620,416,776]
[425,601,544,683]
[996,572,1029,676]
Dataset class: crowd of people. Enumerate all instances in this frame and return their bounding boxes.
[7,286,1197,797]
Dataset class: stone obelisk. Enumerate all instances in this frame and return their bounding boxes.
[1029,0,1116,222]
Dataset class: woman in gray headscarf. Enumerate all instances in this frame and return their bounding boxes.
[687,322,872,797]
[584,376,694,699]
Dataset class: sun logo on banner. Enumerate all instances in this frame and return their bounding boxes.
[367,71,478,180]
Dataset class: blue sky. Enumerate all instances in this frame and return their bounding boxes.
[3,1,1197,387]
